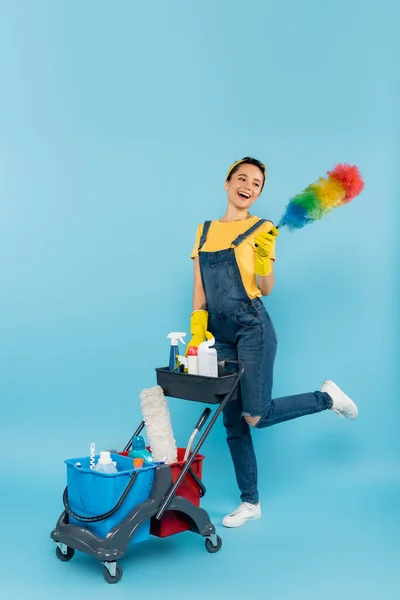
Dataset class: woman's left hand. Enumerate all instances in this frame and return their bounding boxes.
[254,226,278,277]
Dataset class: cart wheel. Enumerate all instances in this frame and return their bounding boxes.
[56,545,75,562]
[205,535,222,553]
[103,564,123,584]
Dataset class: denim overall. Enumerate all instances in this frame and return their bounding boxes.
[198,219,332,504]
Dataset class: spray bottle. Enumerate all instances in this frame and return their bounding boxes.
[187,346,199,375]
[167,332,186,371]
[176,355,188,373]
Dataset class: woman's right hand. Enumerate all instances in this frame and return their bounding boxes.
[254,226,279,277]
[185,309,212,354]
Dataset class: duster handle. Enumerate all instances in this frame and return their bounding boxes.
[255,222,281,247]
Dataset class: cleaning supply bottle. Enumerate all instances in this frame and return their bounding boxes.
[128,436,155,465]
[176,355,188,373]
[94,451,118,474]
[167,332,186,371]
[187,346,198,375]
[198,336,218,377]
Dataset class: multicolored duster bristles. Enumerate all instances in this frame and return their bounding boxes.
[279,164,364,229]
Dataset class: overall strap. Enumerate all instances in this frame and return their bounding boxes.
[231,219,267,247]
[198,221,212,251]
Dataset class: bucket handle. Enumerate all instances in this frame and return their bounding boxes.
[62,471,139,523]
[176,464,206,497]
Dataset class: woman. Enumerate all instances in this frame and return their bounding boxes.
[188,157,358,528]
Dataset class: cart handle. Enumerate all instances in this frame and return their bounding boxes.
[155,362,244,520]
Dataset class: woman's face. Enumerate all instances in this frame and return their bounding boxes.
[224,163,265,210]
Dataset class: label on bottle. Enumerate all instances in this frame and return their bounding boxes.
[187,354,199,375]
[198,342,218,377]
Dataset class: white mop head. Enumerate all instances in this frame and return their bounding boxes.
[140,385,178,464]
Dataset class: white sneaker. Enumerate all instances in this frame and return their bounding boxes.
[222,502,261,528]
[321,380,358,420]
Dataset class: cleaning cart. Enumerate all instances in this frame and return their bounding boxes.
[50,361,243,584]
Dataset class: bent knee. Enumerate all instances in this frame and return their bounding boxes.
[243,415,261,428]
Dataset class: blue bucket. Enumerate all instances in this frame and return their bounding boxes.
[65,453,155,543]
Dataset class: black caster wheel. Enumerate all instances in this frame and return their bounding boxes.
[56,545,75,562]
[103,564,123,584]
[205,535,222,553]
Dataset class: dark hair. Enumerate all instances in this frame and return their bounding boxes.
[226,156,266,190]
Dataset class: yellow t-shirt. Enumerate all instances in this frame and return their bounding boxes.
[190,217,275,300]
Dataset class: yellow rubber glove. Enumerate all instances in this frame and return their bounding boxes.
[254,226,279,277]
[185,310,213,354]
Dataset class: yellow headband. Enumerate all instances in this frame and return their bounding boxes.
[226,159,266,182]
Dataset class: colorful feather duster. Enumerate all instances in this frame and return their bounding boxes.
[277,164,364,230]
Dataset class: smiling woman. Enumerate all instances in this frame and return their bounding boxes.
[186,157,359,529]
[225,156,266,200]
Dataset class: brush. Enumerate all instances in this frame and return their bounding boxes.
[140,385,178,464]
[255,163,364,242]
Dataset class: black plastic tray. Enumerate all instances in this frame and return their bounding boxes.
[155,367,238,404]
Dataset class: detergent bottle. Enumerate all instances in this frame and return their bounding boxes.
[198,336,218,377]
[94,451,118,474]
[167,332,186,371]
[128,436,155,466]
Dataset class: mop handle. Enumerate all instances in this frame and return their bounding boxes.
[183,408,211,461]
[194,407,212,432]
[183,431,197,462]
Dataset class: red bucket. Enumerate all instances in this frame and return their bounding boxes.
[119,447,204,537]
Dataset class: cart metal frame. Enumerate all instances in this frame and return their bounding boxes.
[50,362,244,584]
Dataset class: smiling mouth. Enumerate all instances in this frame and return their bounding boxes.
[238,192,251,200]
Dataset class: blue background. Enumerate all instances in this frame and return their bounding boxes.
[1,1,399,598]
